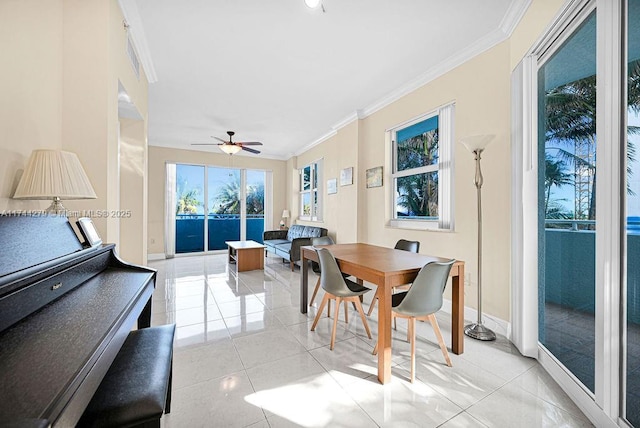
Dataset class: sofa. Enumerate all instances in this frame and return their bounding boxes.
[263,224,328,270]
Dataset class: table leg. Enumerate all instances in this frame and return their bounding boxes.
[300,255,309,314]
[377,279,392,384]
[452,265,465,354]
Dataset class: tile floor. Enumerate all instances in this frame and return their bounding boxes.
[149,253,593,427]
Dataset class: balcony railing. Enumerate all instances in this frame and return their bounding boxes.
[175,214,264,253]
[544,218,640,324]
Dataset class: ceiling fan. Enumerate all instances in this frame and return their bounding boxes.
[192,131,263,155]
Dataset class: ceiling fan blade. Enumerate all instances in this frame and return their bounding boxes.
[191,143,218,146]
[241,146,261,154]
[237,141,263,146]
[212,136,228,143]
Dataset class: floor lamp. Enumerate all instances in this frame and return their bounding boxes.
[461,135,496,341]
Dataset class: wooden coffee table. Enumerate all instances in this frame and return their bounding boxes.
[226,240,266,272]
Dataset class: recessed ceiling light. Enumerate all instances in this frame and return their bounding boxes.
[304,0,321,9]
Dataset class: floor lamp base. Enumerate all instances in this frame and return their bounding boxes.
[464,323,496,341]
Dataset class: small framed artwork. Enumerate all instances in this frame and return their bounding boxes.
[327,178,337,194]
[77,217,102,247]
[366,166,383,188]
[340,167,353,186]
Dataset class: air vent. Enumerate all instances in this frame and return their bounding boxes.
[127,35,140,80]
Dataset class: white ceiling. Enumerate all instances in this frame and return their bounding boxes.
[121,0,529,160]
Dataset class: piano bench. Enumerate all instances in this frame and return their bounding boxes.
[77,324,176,428]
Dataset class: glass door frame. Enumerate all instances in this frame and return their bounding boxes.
[512,0,627,425]
[169,162,272,255]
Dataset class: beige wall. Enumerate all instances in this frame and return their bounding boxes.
[120,118,147,264]
[0,0,64,212]
[147,146,287,255]
[0,0,149,263]
[288,0,565,323]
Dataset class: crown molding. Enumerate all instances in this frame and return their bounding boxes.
[293,129,337,157]
[499,0,532,35]
[301,1,532,153]
[118,0,158,83]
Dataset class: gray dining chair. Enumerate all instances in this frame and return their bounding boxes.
[309,236,352,320]
[373,259,454,382]
[367,239,421,316]
[310,248,372,350]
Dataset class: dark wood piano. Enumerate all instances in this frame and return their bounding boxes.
[0,215,156,427]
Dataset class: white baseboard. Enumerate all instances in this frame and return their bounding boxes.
[147,253,165,261]
[440,298,512,339]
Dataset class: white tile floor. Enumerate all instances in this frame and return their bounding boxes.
[149,253,593,428]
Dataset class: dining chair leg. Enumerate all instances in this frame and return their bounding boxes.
[428,314,452,367]
[372,341,378,355]
[331,297,342,350]
[309,277,321,307]
[409,317,416,383]
[311,294,330,331]
[366,289,380,316]
[353,298,372,339]
[327,300,331,317]
[344,301,349,323]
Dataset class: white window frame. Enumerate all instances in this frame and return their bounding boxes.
[388,103,454,231]
[299,159,323,221]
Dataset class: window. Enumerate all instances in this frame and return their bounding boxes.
[299,160,322,221]
[390,103,454,230]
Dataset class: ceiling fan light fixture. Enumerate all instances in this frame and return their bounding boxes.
[304,0,321,9]
[219,144,242,155]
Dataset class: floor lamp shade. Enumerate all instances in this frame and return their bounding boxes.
[13,149,97,213]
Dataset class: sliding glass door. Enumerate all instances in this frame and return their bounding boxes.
[208,167,241,250]
[175,164,205,253]
[537,11,597,393]
[173,164,267,254]
[626,0,640,423]
[520,0,640,424]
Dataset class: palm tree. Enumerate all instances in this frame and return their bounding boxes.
[176,189,201,215]
[211,175,265,215]
[544,155,573,216]
[543,63,640,220]
[396,129,439,217]
[213,179,240,214]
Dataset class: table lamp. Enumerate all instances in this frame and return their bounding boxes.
[13,149,97,214]
[280,210,290,228]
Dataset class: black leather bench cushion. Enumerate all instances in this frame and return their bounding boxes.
[78,324,176,428]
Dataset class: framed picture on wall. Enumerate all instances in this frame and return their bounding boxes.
[366,166,383,188]
[327,178,337,194]
[340,167,353,186]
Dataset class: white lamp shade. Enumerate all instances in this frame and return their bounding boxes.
[282,210,290,218]
[13,149,97,200]
[460,135,495,153]
[219,144,242,155]
[304,0,321,8]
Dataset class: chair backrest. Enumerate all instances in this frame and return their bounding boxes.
[395,239,420,253]
[311,236,335,247]
[316,248,350,295]
[394,260,455,316]
[310,236,335,273]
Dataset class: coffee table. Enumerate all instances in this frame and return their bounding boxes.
[226,240,266,272]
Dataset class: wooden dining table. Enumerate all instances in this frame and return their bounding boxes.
[299,243,465,384]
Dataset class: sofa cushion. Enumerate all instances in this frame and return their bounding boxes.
[264,239,289,248]
[274,242,292,254]
[286,225,324,240]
